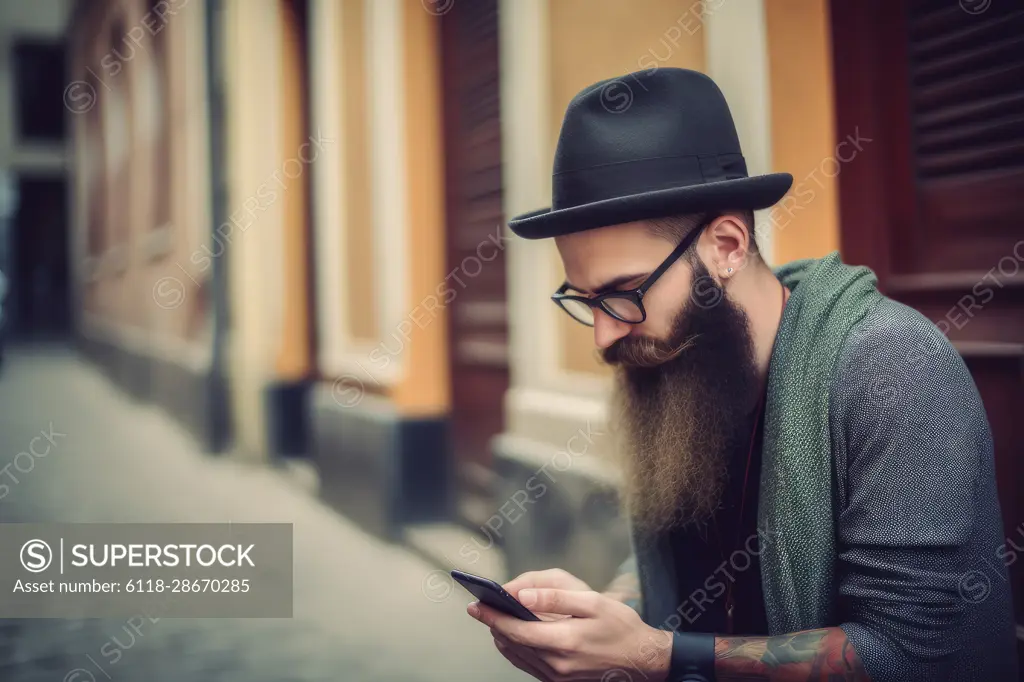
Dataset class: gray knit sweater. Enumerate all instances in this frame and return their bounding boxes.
[829,296,1017,681]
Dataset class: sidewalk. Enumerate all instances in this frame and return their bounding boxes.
[0,345,525,682]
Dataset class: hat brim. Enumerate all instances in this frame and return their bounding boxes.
[508,173,794,240]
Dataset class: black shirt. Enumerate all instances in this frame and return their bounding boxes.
[670,402,769,636]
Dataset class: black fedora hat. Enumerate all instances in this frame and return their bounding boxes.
[508,67,793,240]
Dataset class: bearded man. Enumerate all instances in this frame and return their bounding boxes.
[465,68,1017,682]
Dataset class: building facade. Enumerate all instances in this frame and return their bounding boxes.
[68,0,226,446]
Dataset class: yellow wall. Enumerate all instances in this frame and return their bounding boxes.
[276,0,313,380]
[391,0,450,415]
[548,0,707,376]
[341,0,378,342]
[765,0,839,263]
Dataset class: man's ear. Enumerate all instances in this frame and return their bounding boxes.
[705,215,753,277]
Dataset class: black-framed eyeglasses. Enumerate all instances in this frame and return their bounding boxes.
[551,223,706,327]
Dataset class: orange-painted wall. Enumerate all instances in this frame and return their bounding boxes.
[275,0,313,380]
[340,0,378,343]
[391,0,450,415]
[765,0,840,264]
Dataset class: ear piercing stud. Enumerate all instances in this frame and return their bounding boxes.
[727,268,734,273]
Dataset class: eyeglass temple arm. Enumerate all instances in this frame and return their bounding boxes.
[637,225,703,295]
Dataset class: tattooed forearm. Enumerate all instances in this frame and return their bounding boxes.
[715,627,870,681]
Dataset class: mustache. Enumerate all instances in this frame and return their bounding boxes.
[601,333,699,369]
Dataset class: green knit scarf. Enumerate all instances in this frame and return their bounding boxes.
[759,250,884,634]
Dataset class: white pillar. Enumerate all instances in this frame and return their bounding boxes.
[309,0,345,374]
[498,0,612,460]
[223,0,283,459]
[365,0,409,382]
[703,0,775,264]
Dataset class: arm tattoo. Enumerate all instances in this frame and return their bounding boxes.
[715,627,871,681]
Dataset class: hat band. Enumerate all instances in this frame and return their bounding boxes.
[552,152,747,209]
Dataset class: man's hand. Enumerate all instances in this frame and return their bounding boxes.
[467,584,672,682]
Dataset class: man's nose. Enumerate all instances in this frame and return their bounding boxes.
[593,309,631,350]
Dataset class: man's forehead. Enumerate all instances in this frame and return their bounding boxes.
[556,221,673,293]
[556,219,652,247]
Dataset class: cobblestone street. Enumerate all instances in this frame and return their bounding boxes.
[0,346,524,682]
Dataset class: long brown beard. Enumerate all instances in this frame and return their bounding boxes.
[605,260,760,534]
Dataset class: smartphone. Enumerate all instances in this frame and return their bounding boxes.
[451,569,541,621]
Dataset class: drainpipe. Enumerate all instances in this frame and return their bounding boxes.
[204,0,232,453]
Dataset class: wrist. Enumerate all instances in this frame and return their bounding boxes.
[629,627,674,682]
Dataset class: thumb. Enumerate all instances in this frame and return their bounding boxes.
[518,589,602,617]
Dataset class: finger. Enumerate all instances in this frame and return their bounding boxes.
[493,634,563,682]
[502,569,558,595]
[467,598,564,623]
[493,638,550,681]
[518,588,603,618]
[504,568,582,594]
[475,601,545,633]
[476,603,573,650]
[534,611,572,622]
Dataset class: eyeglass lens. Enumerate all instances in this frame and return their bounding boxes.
[602,297,643,323]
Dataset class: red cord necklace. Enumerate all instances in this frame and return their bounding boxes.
[712,282,788,634]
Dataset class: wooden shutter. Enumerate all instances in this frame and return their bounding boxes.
[907,1,1024,271]
[439,0,509,484]
[832,0,1024,673]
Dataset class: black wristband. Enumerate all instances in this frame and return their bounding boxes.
[668,631,716,682]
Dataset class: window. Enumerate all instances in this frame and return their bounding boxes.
[12,41,67,143]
